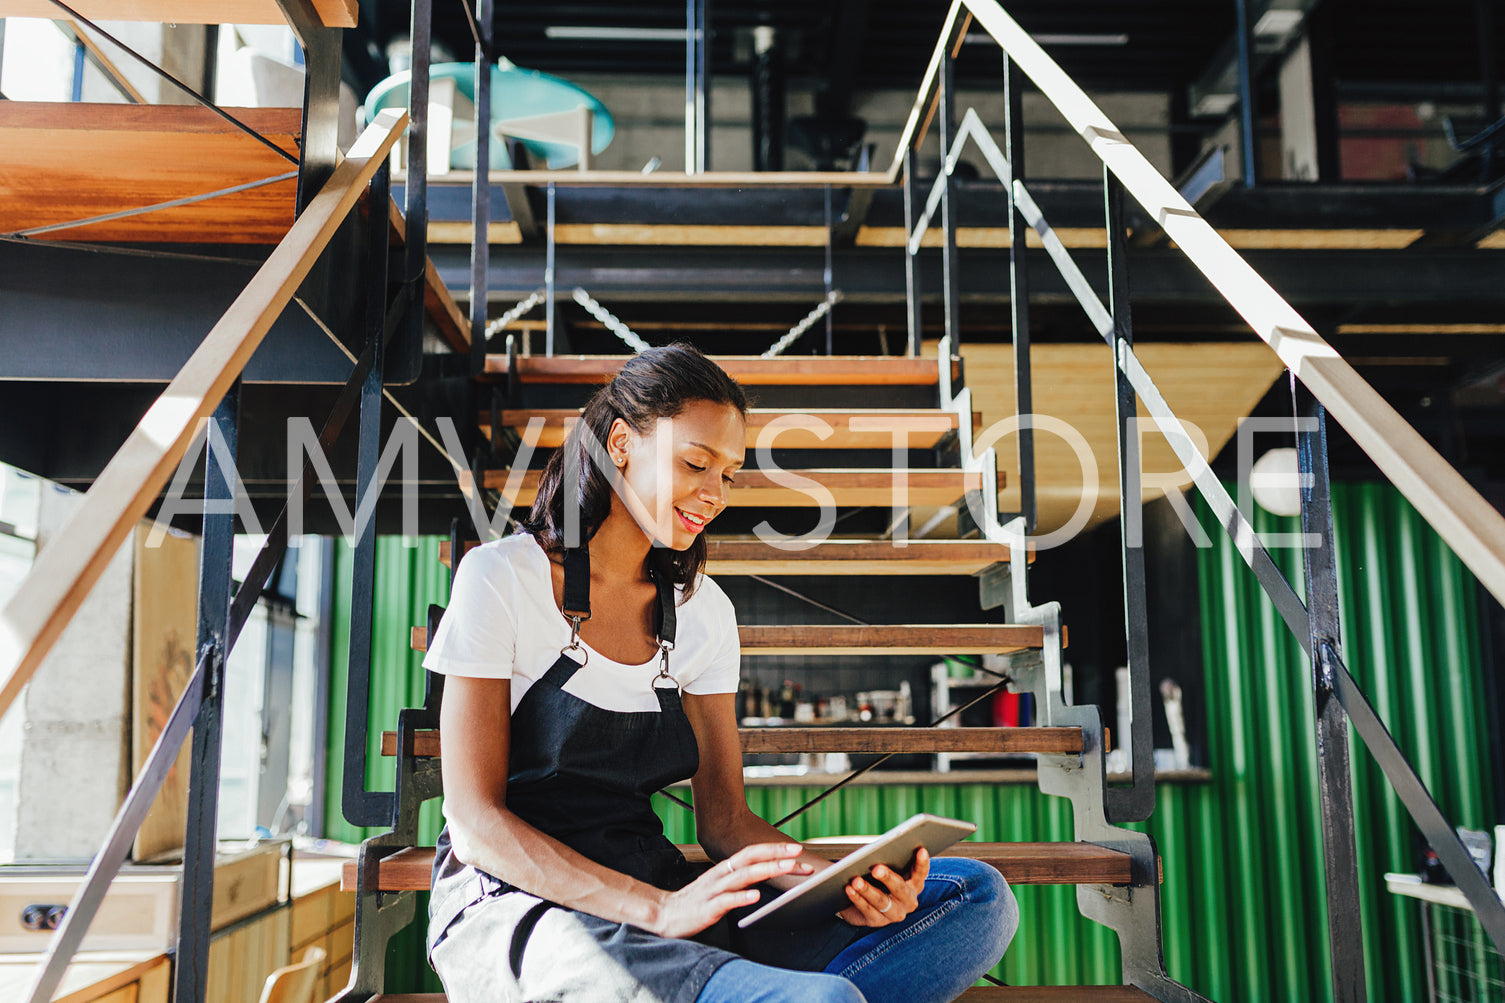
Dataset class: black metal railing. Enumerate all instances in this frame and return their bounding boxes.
[904,3,1505,999]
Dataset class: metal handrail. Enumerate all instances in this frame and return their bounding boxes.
[915,0,1505,608]
[908,0,1505,984]
[0,108,409,722]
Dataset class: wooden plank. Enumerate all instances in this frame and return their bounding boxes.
[955,990,1157,1002]
[736,624,1044,655]
[344,841,1132,893]
[441,537,1029,574]
[553,223,830,246]
[856,226,1106,249]
[963,0,1505,607]
[211,843,283,931]
[481,354,946,385]
[485,409,968,450]
[130,523,198,860]
[290,885,333,950]
[368,989,1155,1003]
[0,953,163,1003]
[481,467,1002,508]
[411,622,1042,655]
[0,0,356,26]
[0,108,408,722]
[0,103,301,243]
[379,726,1083,758]
[418,169,896,188]
[1212,228,1424,249]
[704,537,1033,574]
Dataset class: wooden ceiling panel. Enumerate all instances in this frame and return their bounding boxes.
[935,341,1285,534]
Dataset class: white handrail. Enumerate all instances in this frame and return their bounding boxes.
[0,108,410,719]
[954,0,1505,606]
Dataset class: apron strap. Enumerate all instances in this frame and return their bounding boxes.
[561,545,677,679]
[561,545,591,619]
[653,567,677,647]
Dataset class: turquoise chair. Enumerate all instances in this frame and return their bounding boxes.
[363,60,614,170]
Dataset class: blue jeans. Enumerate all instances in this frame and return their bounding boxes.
[695,857,1019,1003]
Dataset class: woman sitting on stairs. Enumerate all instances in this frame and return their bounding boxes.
[422,342,1018,1003]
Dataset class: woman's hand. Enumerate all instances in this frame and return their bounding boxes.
[837,846,929,927]
[649,842,813,939]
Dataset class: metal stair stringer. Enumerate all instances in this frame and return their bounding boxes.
[1009,591,1208,1003]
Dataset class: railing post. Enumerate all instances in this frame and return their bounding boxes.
[1003,52,1035,533]
[902,146,922,357]
[404,0,432,354]
[1295,378,1367,1002]
[823,184,835,355]
[939,45,960,358]
[341,166,397,829]
[1233,0,1259,185]
[470,0,493,383]
[545,181,557,355]
[1105,169,1154,823]
[171,382,239,1003]
[684,0,710,173]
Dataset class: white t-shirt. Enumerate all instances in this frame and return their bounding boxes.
[421,532,741,714]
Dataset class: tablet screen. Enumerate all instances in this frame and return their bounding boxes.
[736,813,976,928]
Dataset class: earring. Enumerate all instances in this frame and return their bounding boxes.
[614,455,625,467]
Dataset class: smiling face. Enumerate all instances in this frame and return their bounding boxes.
[606,399,746,549]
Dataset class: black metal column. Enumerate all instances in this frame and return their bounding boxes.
[295,29,342,212]
[1305,0,1342,182]
[545,182,557,355]
[1480,0,1501,123]
[1004,52,1035,533]
[1106,170,1154,823]
[171,384,239,1003]
[341,161,397,829]
[404,0,432,354]
[939,49,960,355]
[470,0,493,381]
[751,26,784,171]
[902,146,922,357]
[1295,379,1366,1002]
[824,185,835,354]
[1233,0,1259,185]
[685,0,711,173]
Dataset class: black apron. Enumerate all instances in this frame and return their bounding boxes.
[427,543,867,1003]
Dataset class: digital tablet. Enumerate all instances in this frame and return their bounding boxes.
[736,813,977,928]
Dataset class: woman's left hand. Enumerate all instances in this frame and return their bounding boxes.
[836,846,929,927]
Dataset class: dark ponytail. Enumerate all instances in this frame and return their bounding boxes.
[518,342,747,598]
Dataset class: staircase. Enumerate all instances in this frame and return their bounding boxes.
[336,353,1174,1001]
[6,0,1505,1001]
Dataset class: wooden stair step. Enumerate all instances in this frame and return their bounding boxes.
[481,467,1003,507]
[481,354,948,386]
[0,0,356,27]
[482,408,973,449]
[380,726,1084,758]
[342,841,1135,894]
[368,989,1155,1002]
[441,537,1032,574]
[412,622,1048,655]
[0,103,301,244]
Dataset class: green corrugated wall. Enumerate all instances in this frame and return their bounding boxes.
[323,482,1494,998]
[1184,482,1494,1001]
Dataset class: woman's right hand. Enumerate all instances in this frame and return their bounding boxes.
[649,842,812,939]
